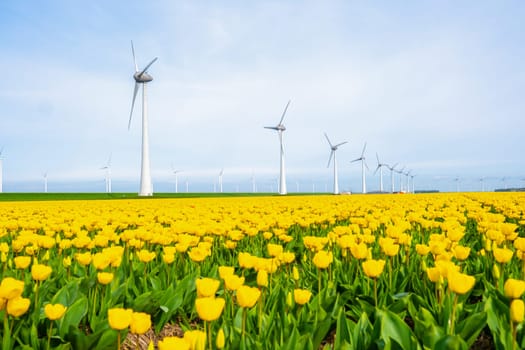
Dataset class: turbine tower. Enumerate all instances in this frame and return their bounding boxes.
[351,142,368,194]
[172,170,181,193]
[264,100,291,195]
[387,163,398,193]
[101,153,112,193]
[219,169,224,193]
[128,41,158,196]
[0,147,3,193]
[324,133,347,195]
[396,166,405,193]
[410,174,416,193]
[374,153,388,193]
[43,172,48,193]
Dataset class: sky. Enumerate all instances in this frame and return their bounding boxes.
[0,0,524,193]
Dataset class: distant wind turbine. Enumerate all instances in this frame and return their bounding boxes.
[374,153,388,193]
[0,147,4,193]
[128,41,158,196]
[410,174,416,193]
[387,163,398,193]
[396,166,405,193]
[219,169,224,193]
[325,133,348,195]
[351,142,368,193]
[171,168,181,193]
[454,177,460,192]
[264,100,291,195]
[404,170,411,194]
[250,171,256,193]
[479,177,485,192]
[43,172,48,193]
[100,153,112,193]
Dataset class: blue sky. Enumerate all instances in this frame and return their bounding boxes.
[0,1,524,193]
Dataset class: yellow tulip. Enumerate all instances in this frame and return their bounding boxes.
[426,267,442,283]
[257,270,268,287]
[158,336,190,350]
[236,285,261,308]
[13,256,31,269]
[195,278,220,298]
[97,272,114,285]
[195,297,225,321]
[137,249,156,263]
[0,277,25,300]
[447,271,476,295]
[44,303,67,320]
[362,259,386,278]
[493,247,513,264]
[75,252,92,266]
[184,330,206,350]
[292,266,300,281]
[108,308,133,330]
[504,279,525,299]
[312,251,333,269]
[350,243,368,260]
[162,253,175,264]
[453,246,470,261]
[130,312,152,335]
[7,296,30,317]
[218,266,235,279]
[267,243,283,257]
[31,263,52,281]
[293,289,312,305]
[415,244,430,256]
[92,252,111,270]
[223,274,245,291]
[216,327,225,349]
[511,299,524,323]
[188,247,209,263]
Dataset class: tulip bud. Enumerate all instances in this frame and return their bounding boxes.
[286,291,293,308]
[511,299,525,323]
[292,266,300,281]
[492,264,500,280]
[216,328,225,349]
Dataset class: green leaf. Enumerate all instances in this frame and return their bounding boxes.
[456,311,487,346]
[374,309,421,350]
[434,335,468,350]
[58,295,89,339]
[334,308,352,349]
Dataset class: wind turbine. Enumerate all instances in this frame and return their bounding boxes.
[43,172,48,193]
[479,177,485,192]
[374,153,388,193]
[100,153,112,193]
[387,163,398,193]
[325,133,348,195]
[0,147,3,193]
[218,169,224,193]
[351,142,368,194]
[250,171,256,193]
[396,166,405,193]
[171,168,181,193]
[404,170,411,194]
[410,174,416,193]
[264,100,291,195]
[128,41,158,197]
[454,177,460,192]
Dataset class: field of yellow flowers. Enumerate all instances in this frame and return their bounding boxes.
[0,192,524,349]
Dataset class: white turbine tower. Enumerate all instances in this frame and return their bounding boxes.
[351,142,368,194]
[0,147,4,193]
[43,172,48,193]
[101,153,112,193]
[374,153,388,193]
[128,41,158,197]
[324,133,347,195]
[396,166,405,192]
[172,169,181,193]
[405,170,411,193]
[388,163,398,193]
[410,174,416,193]
[218,169,224,193]
[264,100,291,195]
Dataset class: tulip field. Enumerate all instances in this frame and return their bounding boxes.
[0,192,525,349]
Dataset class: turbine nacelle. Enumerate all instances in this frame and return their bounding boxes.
[133,72,153,83]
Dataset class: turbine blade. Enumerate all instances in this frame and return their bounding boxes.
[376,152,380,164]
[374,164,380,175]
[279,100,291,125]
[324,132,333,148]
[107,152,112,167]
[335,141,348,148]
[264,126,279,130]
[327,150,334,168]
[351,158,361,163]
[361,142,367,157]
[131,41,138,72]
[128,82,140,130]
[139,57,158,77]
[364,160,369,171]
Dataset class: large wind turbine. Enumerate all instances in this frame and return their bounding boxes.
[324,133,347,195]
[128,41,158,197]
[374,153,388,193]
[172,169,181,193]
[218,169,224,193]
[264,100,291,195]
[351,142,368,193]
[0,147,3,193]
[388,163,398,193]
[101,153,112,193]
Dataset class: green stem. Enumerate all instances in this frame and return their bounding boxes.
[242,308,247,338]
[117,331,121,350]
[374,278,378,307]
[318,269,322,308]
[207,321,212,350]
[449,294,458,334]
[47,322,53,350]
